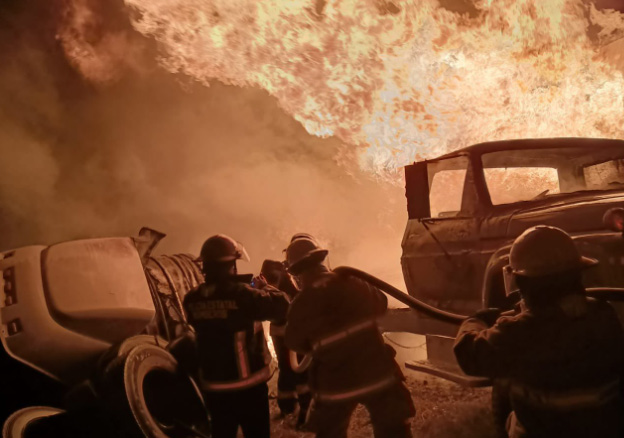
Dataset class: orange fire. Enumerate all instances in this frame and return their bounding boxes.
[62,0,624,177]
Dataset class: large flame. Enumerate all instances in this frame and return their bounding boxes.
[73,0,624,176]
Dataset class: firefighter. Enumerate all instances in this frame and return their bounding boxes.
[454,225,624,438]
[182,234,290,438]
[261,258,312,427]
[284,237,415,438]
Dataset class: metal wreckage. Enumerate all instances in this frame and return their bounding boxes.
[3,137,624,437]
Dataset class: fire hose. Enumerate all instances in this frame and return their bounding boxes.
[288,266,468,373]
[332,266,468,324]
[288,267,624,373]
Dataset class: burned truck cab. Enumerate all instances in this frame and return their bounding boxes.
[401,138,624,382]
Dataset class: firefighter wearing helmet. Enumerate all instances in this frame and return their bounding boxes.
[260,234,314,427]
[284,236,415,438]
[454,225,624,438]
[181,234,290,438]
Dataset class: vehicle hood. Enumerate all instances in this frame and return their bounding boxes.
[505,191,624,238]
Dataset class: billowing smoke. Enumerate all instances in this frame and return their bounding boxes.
[2,0,624,289]
[0,0,406,285]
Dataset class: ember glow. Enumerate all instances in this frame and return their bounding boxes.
[116,0,624,176]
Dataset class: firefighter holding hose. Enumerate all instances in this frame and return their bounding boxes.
[454,225,624,438]
[182,234,290,438]
[284,236,415,438]
[261,256,311,427]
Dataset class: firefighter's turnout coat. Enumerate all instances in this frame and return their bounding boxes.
[268,274,311,414]
[454,295,624,438]
[183,280,290,392]
[284,271,401,401]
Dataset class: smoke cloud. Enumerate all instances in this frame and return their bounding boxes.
[0,0,407,286]
[4,0,622,289]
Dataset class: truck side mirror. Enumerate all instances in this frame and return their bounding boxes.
[405,161,431,220]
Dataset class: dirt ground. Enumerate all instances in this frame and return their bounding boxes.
[267,374,497,438]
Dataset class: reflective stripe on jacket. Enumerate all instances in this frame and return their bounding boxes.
[314,375,397,402]
[285,270,400,401]
[312,320,377,351]
[183,281,289,392]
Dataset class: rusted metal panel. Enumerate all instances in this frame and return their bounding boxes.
[402,217,483,316]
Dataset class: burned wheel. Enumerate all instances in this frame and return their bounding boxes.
[124,344,210,438]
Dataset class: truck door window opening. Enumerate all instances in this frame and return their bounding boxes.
[428,156,469,218]
[584,159,624,189]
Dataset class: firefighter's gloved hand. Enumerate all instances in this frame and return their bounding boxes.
[471,308,502,327]
[251,274,268,289]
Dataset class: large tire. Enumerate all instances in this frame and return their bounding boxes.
[92,335,169,406]
[94,335,169,383]
[2,407,64,438]
[491,379,512,438]
[123,344,210,438]
[83,336,209,437]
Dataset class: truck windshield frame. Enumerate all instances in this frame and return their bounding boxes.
[480,145,624,207]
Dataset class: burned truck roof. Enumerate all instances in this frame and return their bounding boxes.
[425,137,624,164]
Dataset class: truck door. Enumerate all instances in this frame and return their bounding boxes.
[402,155,483,320]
